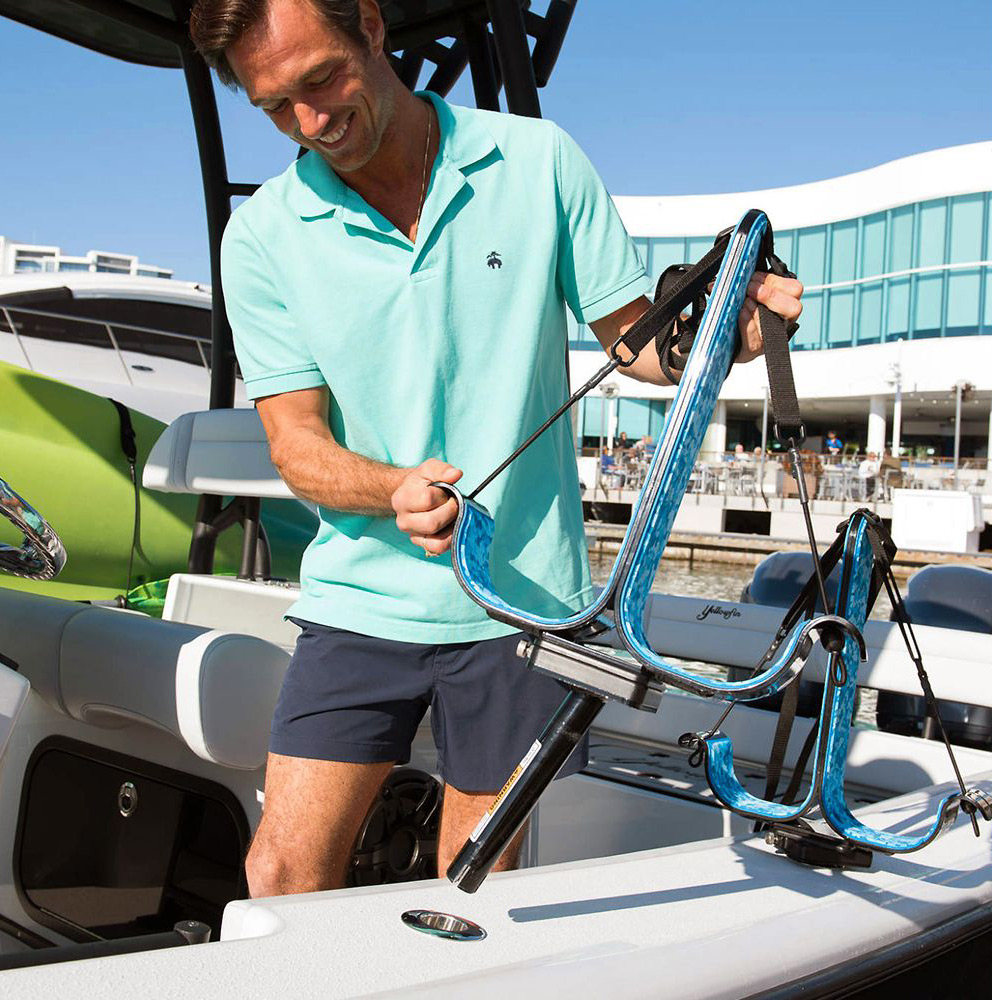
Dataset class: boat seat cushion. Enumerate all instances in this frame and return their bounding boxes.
[0,590,288,769]
[142,407,294,499]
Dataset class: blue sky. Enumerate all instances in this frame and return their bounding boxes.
[0,1,988,282]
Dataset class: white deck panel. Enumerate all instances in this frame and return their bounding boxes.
[3,775,991,999]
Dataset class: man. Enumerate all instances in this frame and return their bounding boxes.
[189,0,803,897]
[858,451,880,499]
[824,429,844,456]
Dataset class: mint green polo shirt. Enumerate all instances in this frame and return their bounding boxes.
[221,92,650,642]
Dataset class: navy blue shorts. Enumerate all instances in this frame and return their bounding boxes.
[271,619,588,792]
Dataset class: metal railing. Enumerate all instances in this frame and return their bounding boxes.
[0,304,215,387]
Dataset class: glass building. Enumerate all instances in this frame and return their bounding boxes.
[570,142,992,459]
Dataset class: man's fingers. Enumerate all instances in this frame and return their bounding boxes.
[736,297,764,362]
[396,497,458,536]
[411,526,454,556]
[747,273,804,320]
[418,459,463,485]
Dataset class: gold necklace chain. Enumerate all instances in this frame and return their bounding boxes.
[414,102,433,238]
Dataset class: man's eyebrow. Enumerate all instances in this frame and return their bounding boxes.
[249,59,341,106]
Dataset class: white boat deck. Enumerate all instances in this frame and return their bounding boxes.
[4,775,990,999]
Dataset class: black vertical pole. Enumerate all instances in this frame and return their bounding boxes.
[485,0,541,118]
[447,688,603,893]
[175,22,237,573]
[177,46,236,410]
[463,17,501,112]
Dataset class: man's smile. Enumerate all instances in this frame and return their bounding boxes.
[317,112,355,149]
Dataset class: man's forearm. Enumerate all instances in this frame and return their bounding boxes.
[271,424,405,515]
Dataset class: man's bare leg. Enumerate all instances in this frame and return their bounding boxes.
[246,753,394,897]
[436,785,529,878]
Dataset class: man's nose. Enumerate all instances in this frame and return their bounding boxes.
[294,103,329,141]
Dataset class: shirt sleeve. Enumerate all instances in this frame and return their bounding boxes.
[553,125,653,325]
[221,210,327,401]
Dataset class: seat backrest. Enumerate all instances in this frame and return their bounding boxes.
[903,564,992,634]
[142,407,294,499]
[0,589,288,769]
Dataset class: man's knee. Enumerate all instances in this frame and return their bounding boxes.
[245,824,347,897]
[246,754,395,897]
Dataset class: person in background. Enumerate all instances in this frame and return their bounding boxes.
[858,451,880,499]
[879,448,903,494]
[636,434,656,460]
[824,430,843,456]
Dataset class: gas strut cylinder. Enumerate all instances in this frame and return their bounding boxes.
[446,688,605,893]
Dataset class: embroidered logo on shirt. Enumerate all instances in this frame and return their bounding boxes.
[487,251,502,270]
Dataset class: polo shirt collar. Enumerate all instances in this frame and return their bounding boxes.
[286,91,498,227]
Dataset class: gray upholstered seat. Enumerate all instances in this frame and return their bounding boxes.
[0,589,288,769]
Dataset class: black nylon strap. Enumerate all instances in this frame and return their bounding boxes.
[108,398,141,602]
[650,262,715,385]
[749,528,847,675]
[753,527,848,809]
[109,398,137,464]
[615,237,730,361]
[754,232,804,444]
[763,675,801,808]
[778,721,818,808]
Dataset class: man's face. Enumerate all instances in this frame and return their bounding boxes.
[228,0,394,173]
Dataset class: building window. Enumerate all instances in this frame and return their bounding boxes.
[916,199,946,269]
[686,236,713,265]
[775,231,795,270]
[829,220,857,284]
[857,282,883,344]
[946,270,980,336]
[797,227,826,286]
[949,193,984,264]
[793,292,822,349]
[913,272,943,338]
[886,277,910,339]
[860,213,886,278]
[888,205,913,272]
[649,238,685,282]
[825,288,854,347]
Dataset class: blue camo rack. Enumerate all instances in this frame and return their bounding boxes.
[443,210,990,892]
[696,509,991,855]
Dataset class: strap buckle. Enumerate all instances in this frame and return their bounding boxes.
[609,338,637,368]
[773,422,806,448]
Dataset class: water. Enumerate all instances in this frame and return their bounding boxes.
[589,552,882,728]
[588,554,894,620]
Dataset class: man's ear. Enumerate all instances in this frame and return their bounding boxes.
[358,0,386,57]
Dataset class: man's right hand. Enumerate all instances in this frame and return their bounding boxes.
[391,459,463,556]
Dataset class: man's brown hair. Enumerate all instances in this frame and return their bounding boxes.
[188,0,368,89]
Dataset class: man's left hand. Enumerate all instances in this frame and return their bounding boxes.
[736,271,804,363]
